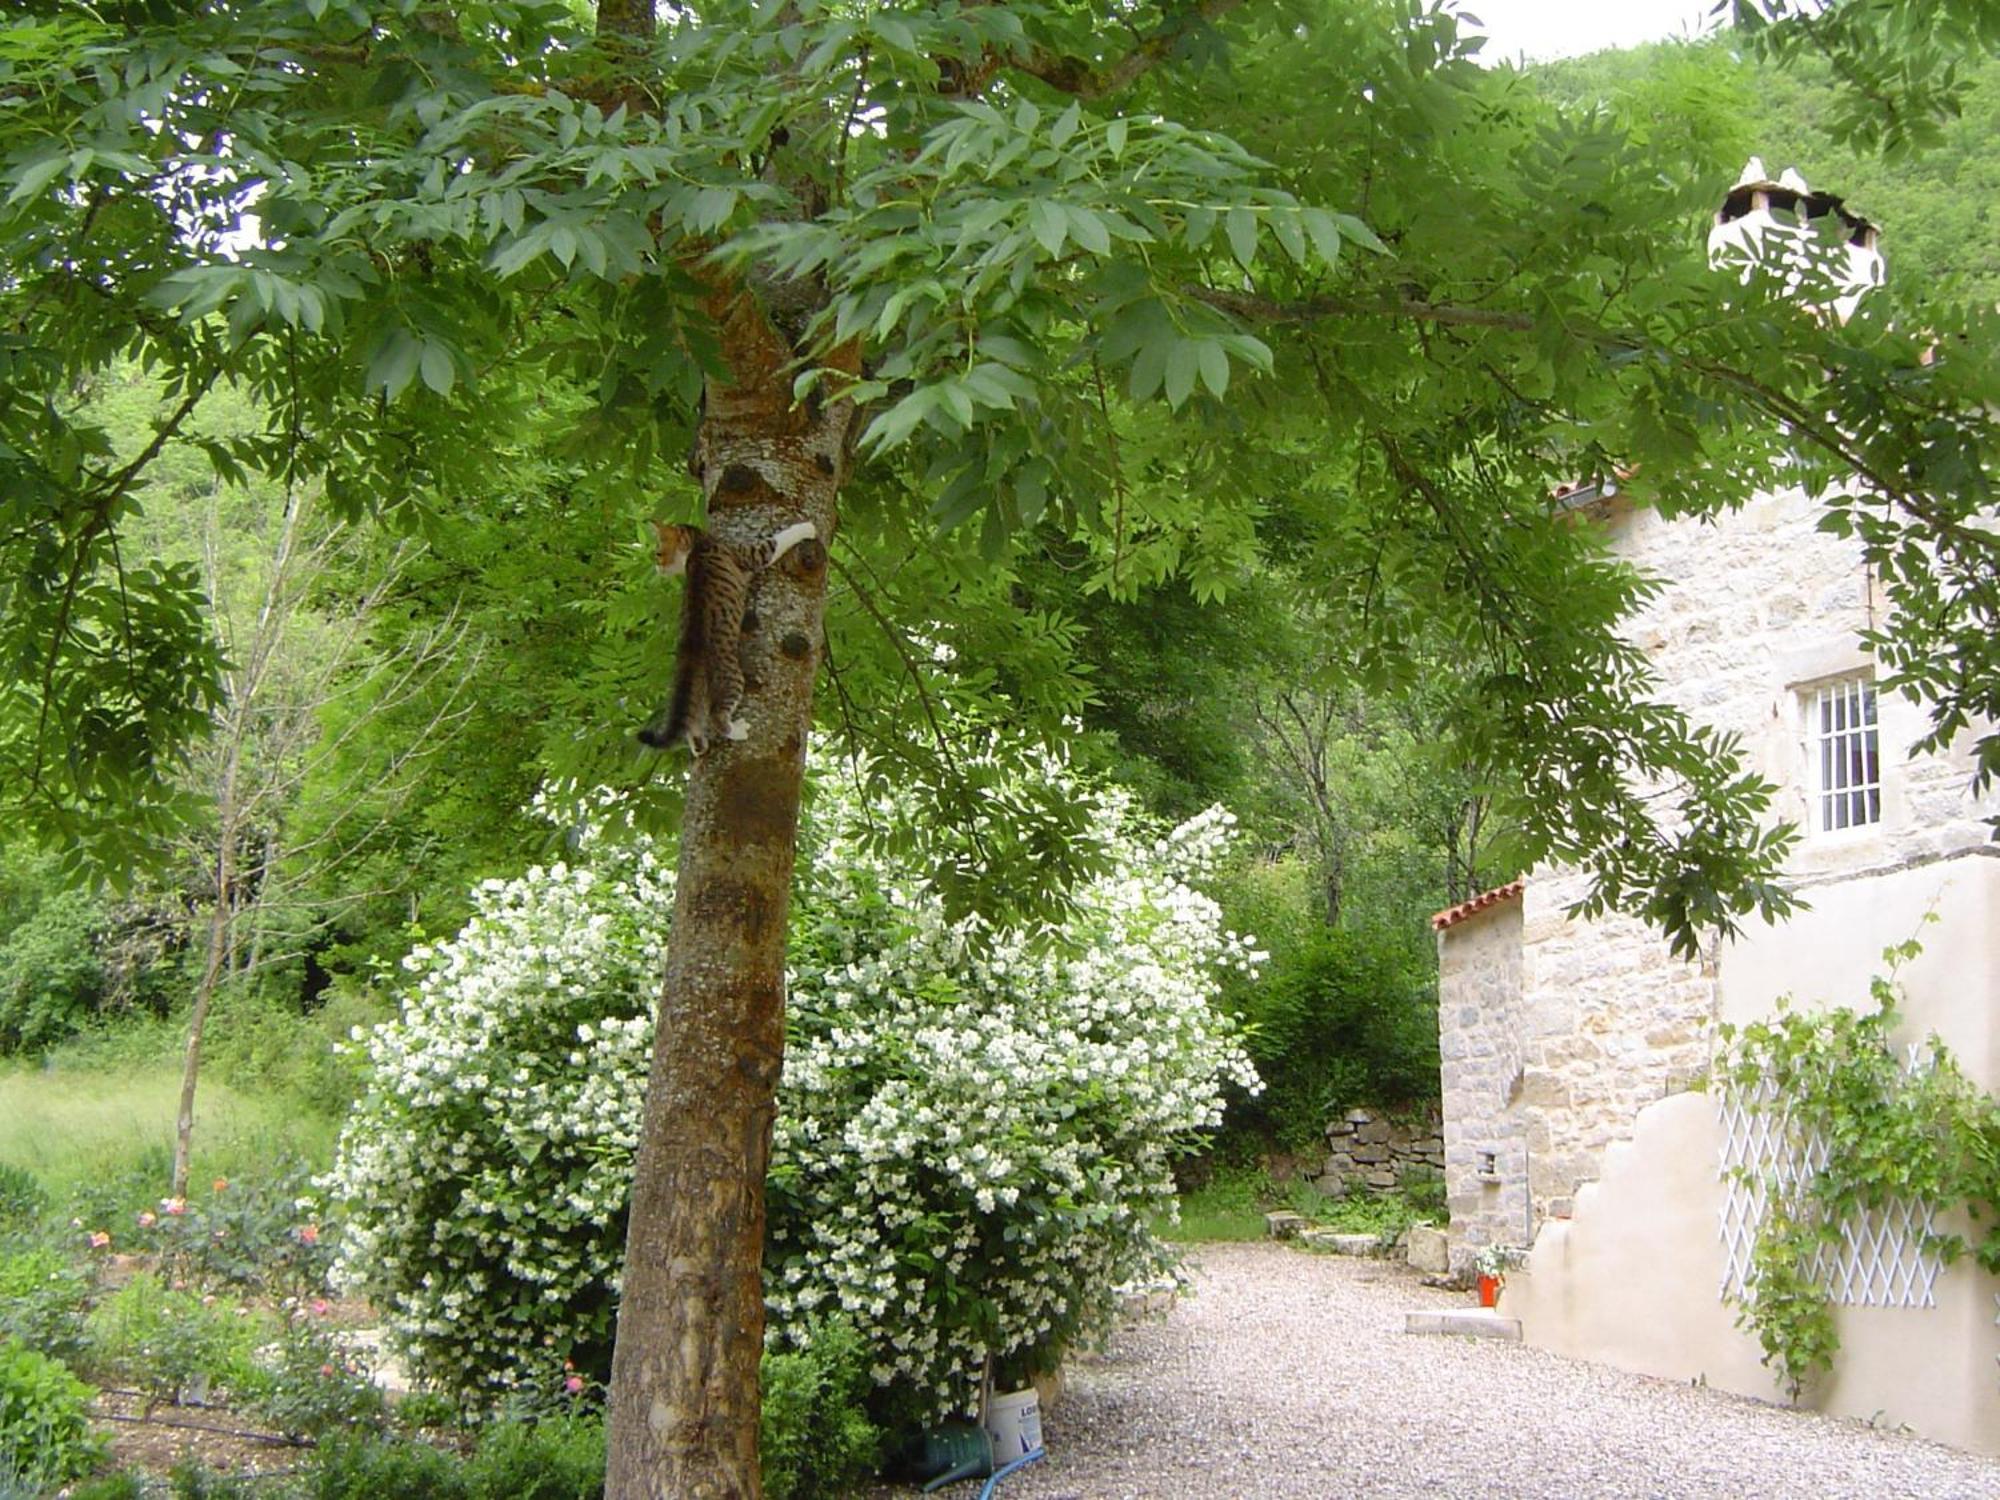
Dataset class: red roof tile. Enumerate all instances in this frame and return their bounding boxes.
[1431,878,1525,932]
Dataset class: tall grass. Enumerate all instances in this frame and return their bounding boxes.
[0,1062,342,1207]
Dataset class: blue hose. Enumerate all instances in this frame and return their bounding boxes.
[976,1447,1046,1500]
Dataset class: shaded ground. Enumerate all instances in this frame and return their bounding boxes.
[891,1241,2000,1500]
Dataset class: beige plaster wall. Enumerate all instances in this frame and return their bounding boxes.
[1508,853,2000,1456]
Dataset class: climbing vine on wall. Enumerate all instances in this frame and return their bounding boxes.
[1715,933,2000,1399]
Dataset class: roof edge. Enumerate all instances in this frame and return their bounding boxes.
[1431,878,1525,933]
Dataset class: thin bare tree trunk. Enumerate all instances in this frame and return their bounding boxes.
[606,292,853,1500]
[173,757,239,1199]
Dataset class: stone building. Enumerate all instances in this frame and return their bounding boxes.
[1432,163,2000,1455]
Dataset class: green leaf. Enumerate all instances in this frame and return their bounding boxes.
[1164,340,1199,409]
[1030,199,1067,258]
[419,342,455,397]
[1065,206,1111,257]
[1301,207,1343,270]
[1271,208,1307,266]
[1051,102,1082,149]
[873,15,916,53]
[1105,118,1128,159]
[366,328,423,401]
[1225,206,1258,270]
[1332,211,1388,254]
[1197,340,1230,399]
[6,153,67,206]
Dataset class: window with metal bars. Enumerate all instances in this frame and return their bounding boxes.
[1808,676,1880,832]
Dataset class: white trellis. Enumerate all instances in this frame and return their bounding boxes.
[1716,1069,1941,1309]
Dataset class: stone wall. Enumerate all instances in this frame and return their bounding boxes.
[1314,1106,1443,1196]
[1435,896,1526,1260]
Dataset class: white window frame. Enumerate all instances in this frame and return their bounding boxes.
[1806,674,1881,833]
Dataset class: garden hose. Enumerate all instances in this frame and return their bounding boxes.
[977,1446,1046,1499]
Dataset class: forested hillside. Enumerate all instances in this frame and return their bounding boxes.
[1535,39,2000,300]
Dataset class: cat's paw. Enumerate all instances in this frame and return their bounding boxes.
[724,717,751,741]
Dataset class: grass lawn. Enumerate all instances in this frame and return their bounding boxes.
[0,1059,343,1206]
[1161,1163,1446,1244]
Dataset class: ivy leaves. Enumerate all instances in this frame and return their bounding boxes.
[1716,933,2000,1397]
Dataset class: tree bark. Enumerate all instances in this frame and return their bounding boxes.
[606,290,853,1500]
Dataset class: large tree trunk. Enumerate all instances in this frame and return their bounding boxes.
[605,292,853,1499]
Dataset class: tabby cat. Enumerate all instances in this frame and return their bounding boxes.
[637,518,818,754]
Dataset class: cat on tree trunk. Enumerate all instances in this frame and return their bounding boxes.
[607,279,859,1498]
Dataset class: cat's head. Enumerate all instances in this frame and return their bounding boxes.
[651,521,697,577]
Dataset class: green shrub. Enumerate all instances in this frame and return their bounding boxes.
[759,1320,882,1500]
[0,1165,45,1225]
[305,1433,467,1500]
[84,1273,264,1404]
[167,1459,257,1499]
[0,1339,103,1485]
[1401,1164,1447,1219]
[240,1315,387,1441]
[1226,927,1438,1150]
[134,1162,335,1300]
[461,1413,605,1500]
[0,886,109,1055]
[69,1472,146,1500]
[304,1418,607,1500]
[0,1248,91,1364]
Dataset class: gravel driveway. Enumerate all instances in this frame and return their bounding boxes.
[902,1240,2000,1500]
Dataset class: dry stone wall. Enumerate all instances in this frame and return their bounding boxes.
[1314,1106,1443,1196]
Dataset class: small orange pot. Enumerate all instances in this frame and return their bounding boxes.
[1477,1273,1500,1308]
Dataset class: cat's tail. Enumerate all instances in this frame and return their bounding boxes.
[636,672,695,752]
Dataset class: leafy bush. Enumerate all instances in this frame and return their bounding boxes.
[70,1473,145,1500]
[240,1313,387,1441]
[305,1433,466,1500]
[1224,926,1437,1150]
[0,886,109,1054]
[83,1273,264,1404]
[0,1339,102,1485]
[167,1459,257,1500]
[304,1417,605,1500]
[0,1165,46,1226]
[0,1248,90,1364]
[131,1164,335,1300]
[459,1412,605,1500]
[759,1320,880,1500]
[326,764,1260,1419]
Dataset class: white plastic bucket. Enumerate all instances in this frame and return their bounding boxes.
[983,1387,1043,1464]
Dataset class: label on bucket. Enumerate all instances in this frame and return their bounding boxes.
[984,1388,1043,1463]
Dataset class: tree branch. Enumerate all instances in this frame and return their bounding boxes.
[1010,0,1250,100]
[1186,284,1536,332]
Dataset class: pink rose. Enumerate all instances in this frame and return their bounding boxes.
[297,1223,320,1245]
[162,1197,187,1216]
[311,1299,331,1318]
[137,1211,157,1229]
[565,1375,584,1395]
[88,1230,111,1249]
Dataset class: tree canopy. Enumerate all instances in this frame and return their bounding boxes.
[5,1,1999,1492]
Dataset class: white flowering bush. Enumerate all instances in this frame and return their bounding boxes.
[324,761,1260,1416]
